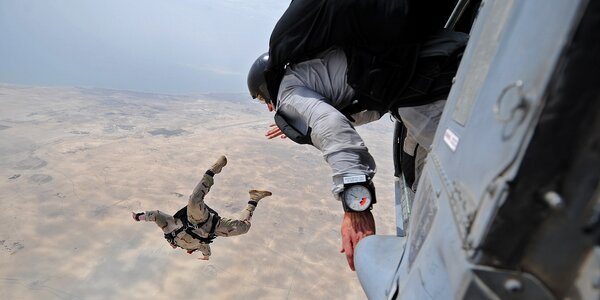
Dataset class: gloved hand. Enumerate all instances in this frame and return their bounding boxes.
[132,212,145,221]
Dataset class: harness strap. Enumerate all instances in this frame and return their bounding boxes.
[206,204,219,217]
[208,214,221,239]
[164,226,186,246]
[165,206,222,247]
[185,214,220,244]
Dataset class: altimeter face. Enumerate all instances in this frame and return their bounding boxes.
[343,185,372,212]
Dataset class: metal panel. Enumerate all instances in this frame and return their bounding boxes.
[451,0,515,126]
[432,0,585,249]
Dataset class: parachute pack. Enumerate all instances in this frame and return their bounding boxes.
[265,0,467,114]
[164,205,221,247]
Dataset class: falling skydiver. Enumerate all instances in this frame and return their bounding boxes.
[132,155,273,260]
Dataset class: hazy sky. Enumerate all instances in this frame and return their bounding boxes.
[0,0,289,94]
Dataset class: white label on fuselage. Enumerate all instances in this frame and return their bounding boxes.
[343,175,367,184]
[443,128,459,152]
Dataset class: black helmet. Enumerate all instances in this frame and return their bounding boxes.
[247,52,272,104]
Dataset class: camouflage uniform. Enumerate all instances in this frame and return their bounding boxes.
[143,172,259,258]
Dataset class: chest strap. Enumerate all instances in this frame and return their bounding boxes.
[184,213,221,243]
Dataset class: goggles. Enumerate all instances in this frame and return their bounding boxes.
[256,94,268,104]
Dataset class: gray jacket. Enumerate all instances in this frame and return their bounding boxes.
[276,48,380,198]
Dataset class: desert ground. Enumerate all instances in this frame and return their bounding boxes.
[0,83,397,299]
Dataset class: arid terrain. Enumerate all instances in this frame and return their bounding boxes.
[0,83,397,299]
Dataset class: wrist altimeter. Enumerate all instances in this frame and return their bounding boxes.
[341,175,376,212]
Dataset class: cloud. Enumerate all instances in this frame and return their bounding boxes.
[0,0,289,94]
[186,64,244,76]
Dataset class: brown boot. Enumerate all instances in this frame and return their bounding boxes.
[249,190,272,202]
[210,155,227,174]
